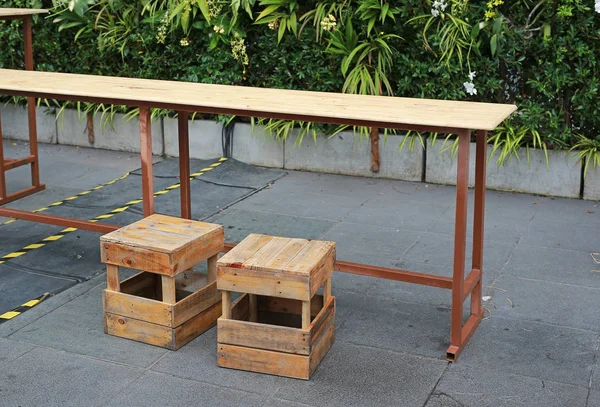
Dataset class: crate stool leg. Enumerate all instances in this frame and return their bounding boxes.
[207,253,218,284]
[222,291,232,319]
[106,264,120,292]
[161,275,176,304]
[248,294,258,322]
[302,300,311,329]
[323,276,332,303]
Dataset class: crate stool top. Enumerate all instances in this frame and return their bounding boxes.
[217,234,336,379]
[100,214,224,350]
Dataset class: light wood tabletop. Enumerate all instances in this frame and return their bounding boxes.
[0,8,48,18]
[0,69,517,131]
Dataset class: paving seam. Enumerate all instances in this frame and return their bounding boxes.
[0,172,131,227]
[0,293,49,324]
[0,157,228,323]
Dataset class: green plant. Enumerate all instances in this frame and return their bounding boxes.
[570,134,600,177]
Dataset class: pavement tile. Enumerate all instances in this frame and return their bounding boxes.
[588,390,600,407]
[343,193,449,232]
[0,337,35,364]
[319,222,422,262]
[151,327,286,396]
[502,245,600,288]
[534,197,600,226]
[274,342,447,407]
[331,255,398,295]
[106,371,266,407]
[0,346,143,407]
[262,398,314,407]
[426,363,589,407]
[458,316,596,387]
[234,190,367,221]
[520,218,600,252]
[402,232,516,275]
[335,295,452,359]
[490,275,600,332]
[8,284,168,368]
[206,208,336,243]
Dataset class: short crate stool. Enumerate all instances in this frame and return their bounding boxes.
[100,214,224,350]
[217,234,336,380]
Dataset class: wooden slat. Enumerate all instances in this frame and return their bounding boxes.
[218,344,310,380]
[286,240,335,275]
[0,9,48,18]
[0,69,516,131]
[172,281,220,326]
[106,264,120,292]
[103,290,172,326]
[161,276,177,304]
[173,301,221,350]
[120,272,158,297]
[218,234,272,267]
[242,237,292,270]
[309,320,335,376]
[104,313,173,348]
[261,238,309,272]
[218,318,310,355]
[101,241,173,275]
[218,266,309,301]
[257,295,323,316]
[308,297,335,348]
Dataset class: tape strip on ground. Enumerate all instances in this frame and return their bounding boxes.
[0,292,49,324]
[0,158,228,266]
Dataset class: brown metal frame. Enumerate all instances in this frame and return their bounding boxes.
[0,82,489,362]
[0,14,45,205]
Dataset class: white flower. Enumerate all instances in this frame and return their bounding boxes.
[596,0,600,13]
[433,0,448,11]
[468,71,477,81]
[463,81,477,95]
[431,8,440,17]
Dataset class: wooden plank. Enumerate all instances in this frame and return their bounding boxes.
[104,312,173,348]
[103,289,172,327]
[0,9,48,18]
[101,241,172,275]
[257,238,309,273]
[207,254,218,284]
[248,294,257,322]
[222,291,232,319]
[171,228,224,275]
[161,275,177,304]
[258,295,323,316]
[218,234,272,267]
[0,69,517,131]
[309,320,335,376]
[242,237,292,270]
[173,301,221,350]
[302,300,311,329]
[106,264,120,292]
[218,318,310,355]
[218,266,309,301]
[309,297,335,348]
[172,281,220,326]
[286,240,335,275]
[218,344,310,380]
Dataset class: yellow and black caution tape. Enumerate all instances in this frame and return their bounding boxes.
[0,293,49,324]
[0,158,228,266]
[0,172,131,227]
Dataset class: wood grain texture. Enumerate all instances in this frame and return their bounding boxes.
[257,295,324,316]
[105,313,174,348]
[218,266,310,300]
[218,344,310,380]
[309,320,335,376]
[106,264,120,292]
[0,69,516,131]
[218,318,310,355]
[173,301,221,350]
[172,281,220,326]
[161,275,177,304]
[103,289,173,327]
[0,9,47,18]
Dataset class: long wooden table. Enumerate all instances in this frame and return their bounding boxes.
[0,8,48,204]
[0,68,516,360]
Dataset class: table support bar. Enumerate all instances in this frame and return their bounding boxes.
[0,208,119,233]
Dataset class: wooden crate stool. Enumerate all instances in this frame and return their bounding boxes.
[217,234,336,380]
[100,214,224,350]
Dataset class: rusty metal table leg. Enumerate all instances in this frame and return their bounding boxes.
[23,15,43,192]
[139,106,154,217]
[178,112,191,219]
[0,113,6,199]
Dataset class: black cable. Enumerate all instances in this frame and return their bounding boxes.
[222,120,235,158]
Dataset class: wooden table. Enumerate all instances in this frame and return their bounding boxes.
[0,8,48,204]
[0,68,516,360]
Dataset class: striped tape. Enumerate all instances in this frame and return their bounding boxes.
[0,158,228,266]
[0,172,131,227]
[0,293,49,324]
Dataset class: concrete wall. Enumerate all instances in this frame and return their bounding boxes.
[1,104,595,200]
[426,140,582,198]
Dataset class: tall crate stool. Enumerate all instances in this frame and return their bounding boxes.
[217,234,336,380]
[100,214,224,350]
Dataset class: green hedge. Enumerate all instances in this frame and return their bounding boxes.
[1,0,599,164]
